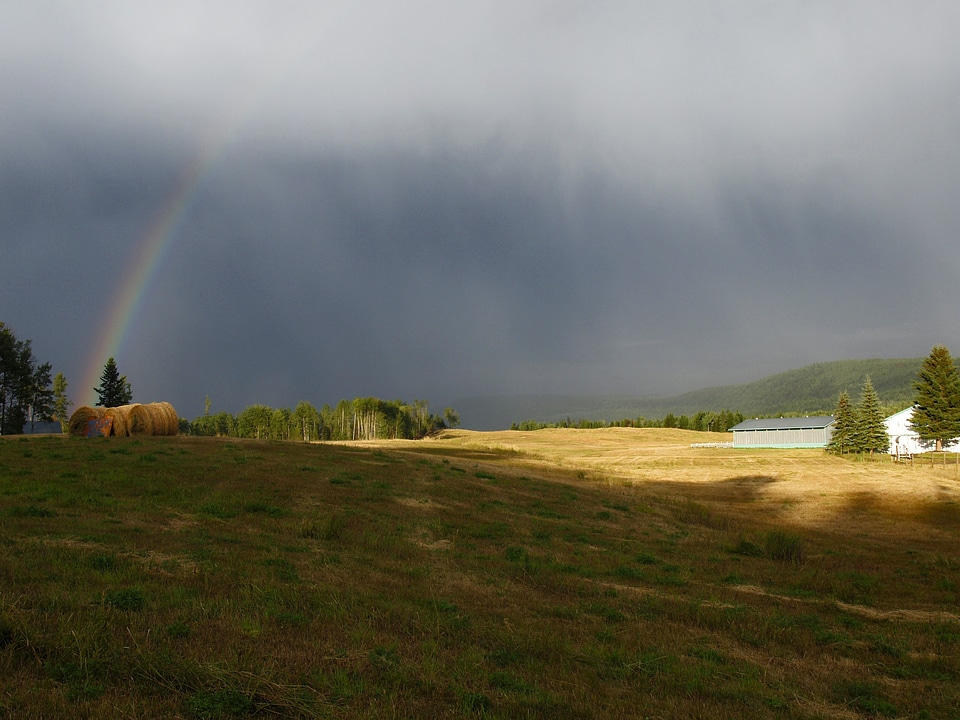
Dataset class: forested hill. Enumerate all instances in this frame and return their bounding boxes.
[455,358,924,430]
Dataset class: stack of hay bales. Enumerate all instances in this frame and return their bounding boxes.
[68,402,178,437]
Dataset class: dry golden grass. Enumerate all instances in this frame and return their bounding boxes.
[416,427,960,544]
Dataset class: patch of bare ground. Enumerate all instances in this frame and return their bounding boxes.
[730,584,960,623]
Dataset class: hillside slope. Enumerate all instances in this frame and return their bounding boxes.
[456,357,923,430]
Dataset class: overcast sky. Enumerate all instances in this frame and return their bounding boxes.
[3,1,959,425]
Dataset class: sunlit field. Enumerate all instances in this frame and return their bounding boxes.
[2,429,958,718]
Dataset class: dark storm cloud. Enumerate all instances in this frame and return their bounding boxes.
[3,2,960,423]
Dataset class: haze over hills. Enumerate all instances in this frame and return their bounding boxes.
[455,358,924,430]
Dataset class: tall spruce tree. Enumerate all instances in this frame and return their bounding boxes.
[827,390,856,454]
[94,357,133,407]
[855,375,889,454]
[910,345,960,451]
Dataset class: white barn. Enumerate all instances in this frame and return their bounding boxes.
[884,407,960,457]
[729,416,835,448]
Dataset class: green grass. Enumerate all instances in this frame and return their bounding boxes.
[1,434,959,718]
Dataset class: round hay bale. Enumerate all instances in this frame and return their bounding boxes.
[104,404,139,437]
[68,406,104,437]
[129,402,179,436]
[129,404,156,436]
[156,401,179,436]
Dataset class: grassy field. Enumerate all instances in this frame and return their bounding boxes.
[1,428,959,719]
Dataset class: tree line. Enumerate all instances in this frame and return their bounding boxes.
[2,321,461,441]
[8,318,960,450]
[511,409,746,433]
[186,398,459,441]
[0,321,68,435]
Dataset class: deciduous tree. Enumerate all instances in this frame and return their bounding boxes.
[53,372,71,433]
[293,401,320,442]
[27,361,55,431]
[443,407,461,429]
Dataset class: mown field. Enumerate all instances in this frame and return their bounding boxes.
[1,428,959,719]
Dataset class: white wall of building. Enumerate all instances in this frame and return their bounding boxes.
[885,407,960,456]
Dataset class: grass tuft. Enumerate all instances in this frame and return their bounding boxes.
[103,588,145,611]
[764,529,804,563]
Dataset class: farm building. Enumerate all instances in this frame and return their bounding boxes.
[729,416,835,448]
[20,420,62,434]
[884,406,960,457]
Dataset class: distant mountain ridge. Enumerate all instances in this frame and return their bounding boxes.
[455,358,923,430]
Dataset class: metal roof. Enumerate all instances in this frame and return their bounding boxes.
[729,416,835,432]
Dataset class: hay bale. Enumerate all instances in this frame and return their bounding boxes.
[165,403,179,436]
[129,402,178,436]
[68,406,105,437]
[129,404,156,436]
[156,401,179,436]
[104,404,139,437]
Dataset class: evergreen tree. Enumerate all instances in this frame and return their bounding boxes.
[827,391,856,454]
[53,372,71,433]
[94,357,133,407]
[855,375,889,454]
[910,345,960,451]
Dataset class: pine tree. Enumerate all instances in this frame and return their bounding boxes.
[910,345,960,451]
[827,391,856,454]
[94,357,133,407]
[855,375,889,455]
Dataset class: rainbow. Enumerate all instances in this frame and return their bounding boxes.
[80,2,356,405]
[79,150,210,405]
